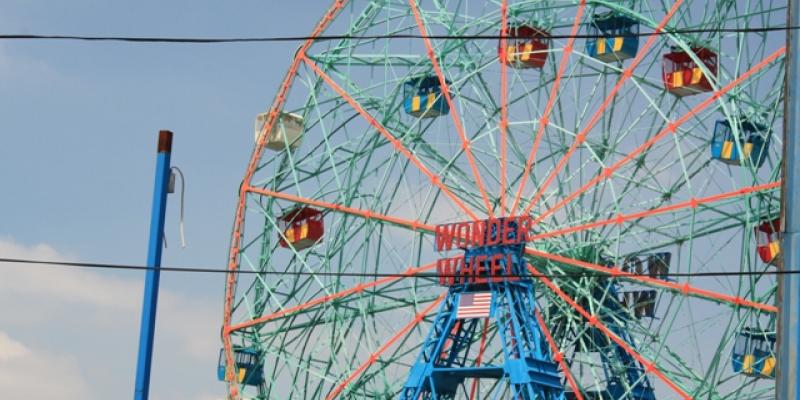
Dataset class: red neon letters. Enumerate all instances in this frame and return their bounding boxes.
[434,216,530,286]
[434,216,532,252]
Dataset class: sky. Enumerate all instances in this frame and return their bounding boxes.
[0,1,788,399]
[0,1,326,398]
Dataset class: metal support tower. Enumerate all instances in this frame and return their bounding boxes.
[593,284,655,400]
[401,218,564,399]
[780,0,800,397]
[134,130,173,400]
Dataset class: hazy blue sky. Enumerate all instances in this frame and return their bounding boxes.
[0,1,326,398]
[0,1,787,399]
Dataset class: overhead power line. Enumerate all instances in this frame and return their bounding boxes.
[0,26,793,45]
[0,256,790,280]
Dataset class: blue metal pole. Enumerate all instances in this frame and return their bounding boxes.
[779,1,800,397]
[134,130,173,400]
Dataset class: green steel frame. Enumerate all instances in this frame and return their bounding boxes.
[221,0,787,399]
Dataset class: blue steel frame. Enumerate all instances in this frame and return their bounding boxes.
[594,283,656,400]
[133,130,173,400]
[401,218,563,399]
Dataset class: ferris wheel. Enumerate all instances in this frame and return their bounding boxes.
[219,0,787,399]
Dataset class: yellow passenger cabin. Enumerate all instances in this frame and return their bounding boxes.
[732,328,776,379]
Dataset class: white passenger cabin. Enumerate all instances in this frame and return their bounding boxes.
[255,112,304,151]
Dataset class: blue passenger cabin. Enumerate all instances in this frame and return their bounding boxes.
[711,119,769,168]
[403,76,450,118]
[586,11,639,63]
[732,328,776,379]
[217,347,265,386]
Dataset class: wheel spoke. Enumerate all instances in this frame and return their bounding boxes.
[325,292,446,399]
[409,0,495,217]
[246,186,435,232]
[509,0,587,216]
[532,264,692,400]
[534,46,786,224]
[521,0,685,217]
[303,55,482,220]
[526,248,777,313]
[530,181,780,241]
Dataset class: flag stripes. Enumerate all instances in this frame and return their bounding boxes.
[456,292,493,319]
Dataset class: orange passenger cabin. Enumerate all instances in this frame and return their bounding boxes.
[278,207,324,250]
[500,24,550,69]
[755,218,780,264]
[663,47,717,97]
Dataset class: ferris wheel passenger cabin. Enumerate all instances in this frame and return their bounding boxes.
[755,217,781,264]
[662,47,717,97]
[620,290,657,319]
[710,119,769,167]
[500,24,550,69]
[732,328,776,379]
[618,253,671,318]
[278,207,324,250]
[623,252,671,279]
[586,11,639,63]
[255,111,304,151]
[217,347,265,386]
[403,76,450,118]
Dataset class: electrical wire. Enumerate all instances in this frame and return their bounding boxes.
[0,256,793,280]
[0,26,793,45]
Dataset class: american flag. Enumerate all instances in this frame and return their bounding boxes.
[456,292,493,319]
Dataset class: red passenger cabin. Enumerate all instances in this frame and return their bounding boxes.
[500,24,550,69]
[663,47,717,97]
[755,218,780,264]
[278,207,324,250]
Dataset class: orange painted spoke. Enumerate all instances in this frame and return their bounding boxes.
[223,1,349,398]
[246,186,436,233]
[526,248,777,313]
[499,0,509,216]
[326,292,447,400]
[468,318,491,400]
[227,263,437,332]
[531,264,692,400]
[509,0,586,216]
[408,0,494,217]
[528,181,781,241]
[521,1,684,217]
[302,56,480,221]
[535,46,786,223]
[534,309,584,400]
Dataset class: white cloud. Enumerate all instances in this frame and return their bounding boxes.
[0,237,224,399]
[0,330,91,399]
[0,331,30,361]
[0,41,73,89]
